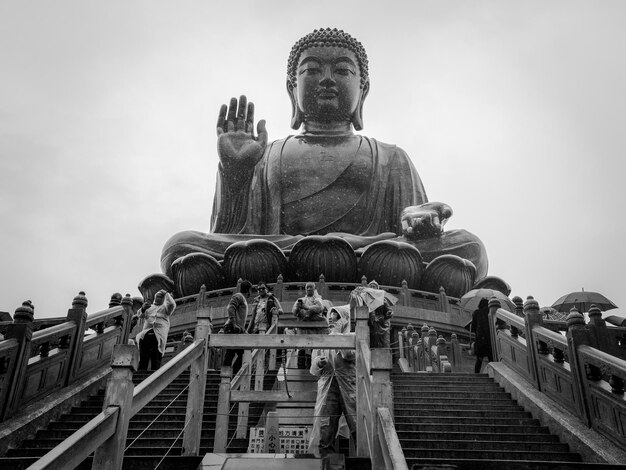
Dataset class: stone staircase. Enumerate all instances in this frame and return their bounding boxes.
[0,369,275,470]
[393,371,626,470]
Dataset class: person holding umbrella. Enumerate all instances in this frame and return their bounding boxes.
[471,297,492,374]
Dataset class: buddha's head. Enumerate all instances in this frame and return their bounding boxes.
[287,28,370,131]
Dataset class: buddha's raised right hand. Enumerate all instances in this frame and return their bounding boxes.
[217,95,268,171]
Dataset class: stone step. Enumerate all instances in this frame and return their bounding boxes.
[394,390,511,399]
[401,447,582,461]
[394,401,522,411]
[404,458,626,470]
[391,372,491,380]
[394,422,549,434]
[397,430,555,441]
[393,408,530,418]
[393,383,503,391]
[395,416,540,426]
[400,438,571,452]
[0,456,207,470]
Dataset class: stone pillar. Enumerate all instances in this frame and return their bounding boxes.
[438,287,449,313]
[370,348,393,469]
[119,294,134,344]
[92,344,139,470]
[65,292,89,386]
[213,366,232,452]
[522,296,541,389]
[355,304,370,458]
[566,309,592,423]
[182,307,211,456]
[1,300,35,420]
[264,411,280,453]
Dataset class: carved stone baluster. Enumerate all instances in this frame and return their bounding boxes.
[552,346,565,364]
[39,341,50,358]
[585,363,602,382]
[609,375,624,395]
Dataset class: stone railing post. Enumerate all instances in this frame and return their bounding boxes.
[213,366,232,452]
[92,344,139,470]
[1,301,35,420]
[255,326,266,391]
[450,333,460,367]
[354,304,369,458]
[521,296,541,389]
[119,294,134,344]
[411,331,420,371]
[182,303,212,456]
[236,349,252,438]
[398,328,405,361]
[404,324,413,363]
[438,287,449,313]
[268,314,278,370]
[371,347,393,469]
[565,309,592,424]
[64,292,89,386]
[274,274,284,302]
[318,274,328,299]
[400,280,409,307]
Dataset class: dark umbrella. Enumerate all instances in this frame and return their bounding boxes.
[551,290,617,313]
[604,314,626,327]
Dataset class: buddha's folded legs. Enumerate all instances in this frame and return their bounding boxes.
[160,228,487,298]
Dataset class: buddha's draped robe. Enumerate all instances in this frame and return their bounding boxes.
[161,135,486,278]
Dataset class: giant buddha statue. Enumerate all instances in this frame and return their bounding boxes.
[157,28,501,300]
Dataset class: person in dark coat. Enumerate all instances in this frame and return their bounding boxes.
[247,281,283,334]
[223,279,252,375]
[367,280,393,349]
[471,297,492,373]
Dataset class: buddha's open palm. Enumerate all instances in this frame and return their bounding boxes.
[217,95,268,170]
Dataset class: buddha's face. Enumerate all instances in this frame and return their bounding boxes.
[295,46,362,123]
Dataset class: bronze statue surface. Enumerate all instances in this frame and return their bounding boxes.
[159,28,491,298]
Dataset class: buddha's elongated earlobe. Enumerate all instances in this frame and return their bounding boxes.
[351,80,370,131]
[287,80,304,130]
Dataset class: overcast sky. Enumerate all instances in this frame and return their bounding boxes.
[1,1,625,319]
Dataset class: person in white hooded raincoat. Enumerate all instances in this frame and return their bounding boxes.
[307,305,355,456]
[134,289,176,370]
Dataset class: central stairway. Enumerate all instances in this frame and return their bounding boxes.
[393,371,626,470]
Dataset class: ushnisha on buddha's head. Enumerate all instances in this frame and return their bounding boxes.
[286,28,370,132]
